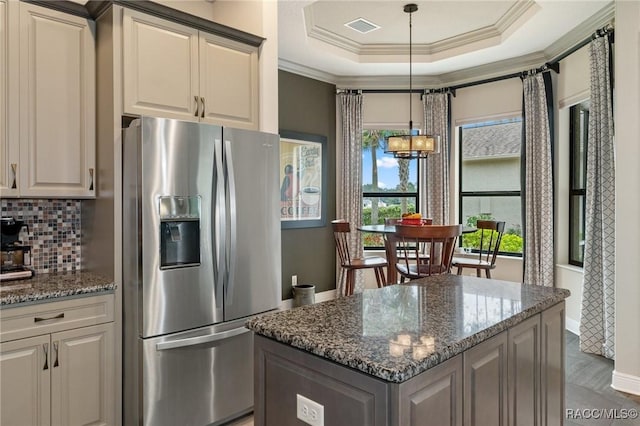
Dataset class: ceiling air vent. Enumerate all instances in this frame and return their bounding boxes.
[344,17,380,34]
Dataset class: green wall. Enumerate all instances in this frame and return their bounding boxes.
[279,71,337,299]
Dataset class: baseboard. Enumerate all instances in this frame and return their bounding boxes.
[612,370,640,396]
[565,317,580,336]
[279,289,337,311]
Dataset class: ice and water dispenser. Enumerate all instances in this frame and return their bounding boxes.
[159,196,201,269]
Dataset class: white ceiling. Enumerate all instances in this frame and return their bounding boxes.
[278,0,614,87]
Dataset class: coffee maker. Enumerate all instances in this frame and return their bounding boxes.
[1,217,34,281]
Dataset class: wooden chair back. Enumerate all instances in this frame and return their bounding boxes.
[394,224,462,279]
[474,220,506,266]
[331,219,352,266]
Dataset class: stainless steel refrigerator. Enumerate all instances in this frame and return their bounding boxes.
[122,117,281,426]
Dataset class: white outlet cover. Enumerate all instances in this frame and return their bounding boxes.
[296,394,324,426]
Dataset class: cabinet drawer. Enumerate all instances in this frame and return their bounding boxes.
[0,294,114,342]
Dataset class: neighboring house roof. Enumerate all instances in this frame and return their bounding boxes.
[462,122,521,159]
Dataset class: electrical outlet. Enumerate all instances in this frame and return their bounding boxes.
[292,275,298,286]
[296,394,324,426]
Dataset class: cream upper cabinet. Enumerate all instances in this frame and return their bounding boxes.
[199,32,259,129]
[12,2,96,198]
[123,9,259,130]
[122,9,199,120]
[0,0,19,197]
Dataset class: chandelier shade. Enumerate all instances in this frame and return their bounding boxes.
[386,134,440,159]
[384,3,439,159]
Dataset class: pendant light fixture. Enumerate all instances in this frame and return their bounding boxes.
[385,4,439,159]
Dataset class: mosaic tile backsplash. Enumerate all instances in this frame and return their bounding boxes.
[1,199,82,273]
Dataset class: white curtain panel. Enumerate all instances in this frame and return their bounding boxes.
[522,73,554,287]
[421,93,450,225]
[580,34,615,359]
[337,93,365,296]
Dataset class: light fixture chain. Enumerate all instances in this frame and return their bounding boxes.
[409,8,412,132]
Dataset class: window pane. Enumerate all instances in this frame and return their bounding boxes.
[363,196,417,225]
[460,196,522,254]
[362,130,417,193]
[569,194,585,264]
[570,101,589,190]
[460,120,522,192]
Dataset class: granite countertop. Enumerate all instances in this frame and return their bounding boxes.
[246,275,570,383]
[0,271,115,307]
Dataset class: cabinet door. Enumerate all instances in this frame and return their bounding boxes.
[508,314,541,426]
[396,354,463,426]
[199,31,259,130]
[0,334,51,426]
[18,2,96,198]
[123,9,199,121]
[50,323,115,426]
[541,302,565,426]
[464,331,508,426]
[0,0,19,197]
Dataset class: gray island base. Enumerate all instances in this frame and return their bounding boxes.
[247,275,569,426]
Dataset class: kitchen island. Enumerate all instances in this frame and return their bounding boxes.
[247,275,569,426]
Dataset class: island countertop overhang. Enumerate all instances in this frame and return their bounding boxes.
[246,275,570,383]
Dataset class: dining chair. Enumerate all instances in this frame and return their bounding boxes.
[394,224,462,282]
[331,220,387,296]
[385,218,433,264]
[451,220,505,278]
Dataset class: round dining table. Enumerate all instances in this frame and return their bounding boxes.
[357,224,477,284]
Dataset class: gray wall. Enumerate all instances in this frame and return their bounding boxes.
[279,71,336,299]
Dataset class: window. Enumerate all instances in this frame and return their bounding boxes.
[569,101,589,267]
[361,129,419,249]
[459,118,523,255]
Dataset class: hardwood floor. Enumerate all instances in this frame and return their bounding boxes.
[226,331,640,426]
[565,331,640,425]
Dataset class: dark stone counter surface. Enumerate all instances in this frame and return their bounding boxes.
[246,275,570,383]
[0,271,115,307]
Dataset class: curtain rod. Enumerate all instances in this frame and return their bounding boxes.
[549,23,614,65]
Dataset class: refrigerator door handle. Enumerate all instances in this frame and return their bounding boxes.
[155,326,250,351]
[214,138,226,309]
[223,139,238,302]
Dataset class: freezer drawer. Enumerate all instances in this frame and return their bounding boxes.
[140,323,253,426]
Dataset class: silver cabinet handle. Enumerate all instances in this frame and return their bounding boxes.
[53,342,59,368]
[156,326,250,351]
[43,343,49,370]
[89,168,94,191]
[34,313,64,322]
[194,95,200,117]
[200,97,205,118]
[10,163,17,189]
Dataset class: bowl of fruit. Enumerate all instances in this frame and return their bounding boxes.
[400,213,424,226]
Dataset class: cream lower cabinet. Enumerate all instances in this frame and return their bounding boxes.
[0,295,115,426]
[0,1,96,199]
[123,8,259,130]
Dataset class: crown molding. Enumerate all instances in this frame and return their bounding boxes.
[335,75,446,90]
[278,59,339,85]
[544,2,614,62]
[439,52,548,88]
[304,0,538,62]
[281,1,615,90]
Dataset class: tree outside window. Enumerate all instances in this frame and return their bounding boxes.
[361,129,418,249]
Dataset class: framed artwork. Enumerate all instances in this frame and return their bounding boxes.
[279,130,327,229]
